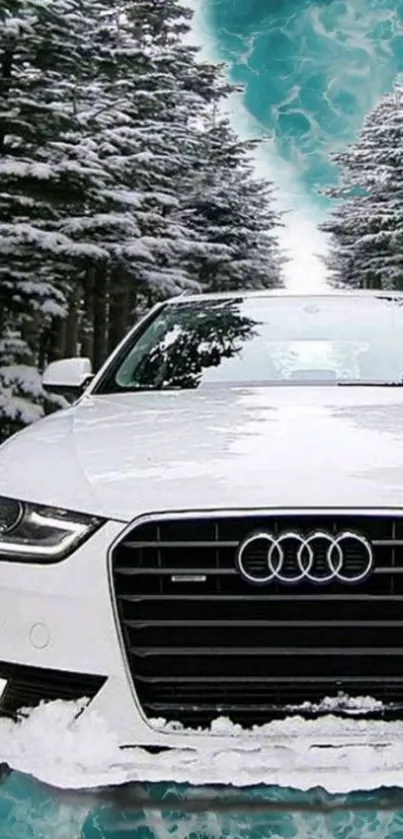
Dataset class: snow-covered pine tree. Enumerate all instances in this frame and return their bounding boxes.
[0,328,66,442]
[66,0,283,361]
[320,85,403,289]
[0,0,100,426]
[0,0,285,435]
[48,0,221,364]
[178,111,283,291]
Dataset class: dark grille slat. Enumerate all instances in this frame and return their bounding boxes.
[122,601,403,625]
[135,674,403,685]
[143,703,340,714]
[126,619,403,628]
[115,567,236,576]
[124,539,403,548]
[116,567,403,577]
[373,540,403,546]
[111,511,403,728]
[132,652,403,680]
[123,540,239,549]
[145,702,403,716]
[120,593,403,601]
[0,663,106,718]
[141,699,403,725]
[129,647,403,656]
[376,568,403,574]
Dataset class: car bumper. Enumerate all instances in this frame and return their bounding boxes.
[0,521,269,754]
[1,515,400,758]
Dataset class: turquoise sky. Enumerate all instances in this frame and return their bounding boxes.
[206,0,403,202]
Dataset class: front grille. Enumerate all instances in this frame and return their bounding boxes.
[111,512,403,728]
[0,663,106,718]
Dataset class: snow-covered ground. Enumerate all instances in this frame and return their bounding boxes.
[2,700,403,793]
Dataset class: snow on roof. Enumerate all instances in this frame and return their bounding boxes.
[167,288,403,304]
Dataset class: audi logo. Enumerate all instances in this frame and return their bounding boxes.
[235,530,374,585]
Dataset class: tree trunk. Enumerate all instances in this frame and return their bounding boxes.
[40,317,67,365]
[108,273,130,354]
[92,266,108,371]
[128,284,138,325]
[80,269,94,359]
[0,48,14,154]
[361,274,382,290]
[21,314,40,356]
[64,301,79,356]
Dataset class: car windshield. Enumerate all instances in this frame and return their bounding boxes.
[96,294,403,392]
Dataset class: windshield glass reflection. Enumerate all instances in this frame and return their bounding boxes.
[100,295,403,391]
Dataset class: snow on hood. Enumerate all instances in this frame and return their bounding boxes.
[1,385,403,519]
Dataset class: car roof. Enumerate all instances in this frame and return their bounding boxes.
[167,288,403,304]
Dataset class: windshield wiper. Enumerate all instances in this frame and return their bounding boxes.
[336,381,403,387]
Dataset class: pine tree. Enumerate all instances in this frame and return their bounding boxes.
[63,0,283,357]
[0,0,284,435]
[178,113,283,292]
[320,85,403,289]
[0,328,65,442]
[0,0,97,430]
[47,0,226,363]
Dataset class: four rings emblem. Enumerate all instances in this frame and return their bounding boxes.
[235,530,374,585]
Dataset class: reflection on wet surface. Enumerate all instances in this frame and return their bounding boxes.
[4,772,403,839]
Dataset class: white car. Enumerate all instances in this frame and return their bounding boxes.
[0,289,402,751]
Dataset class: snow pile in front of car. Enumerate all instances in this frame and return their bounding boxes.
[151,693,386,733]
[1,698,403,792]
[288,693,385,714]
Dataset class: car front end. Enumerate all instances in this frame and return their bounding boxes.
[1,290,403,754]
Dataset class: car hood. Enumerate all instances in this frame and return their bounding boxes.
[2,386,403,520]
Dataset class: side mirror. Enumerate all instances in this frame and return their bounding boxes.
[42,357,93,399]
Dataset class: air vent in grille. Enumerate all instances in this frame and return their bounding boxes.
[111,512,403,728]
[0,662,106,718]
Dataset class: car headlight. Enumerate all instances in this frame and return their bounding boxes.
[0,497,103,562]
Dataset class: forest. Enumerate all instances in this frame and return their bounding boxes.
[0,0,402,438]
